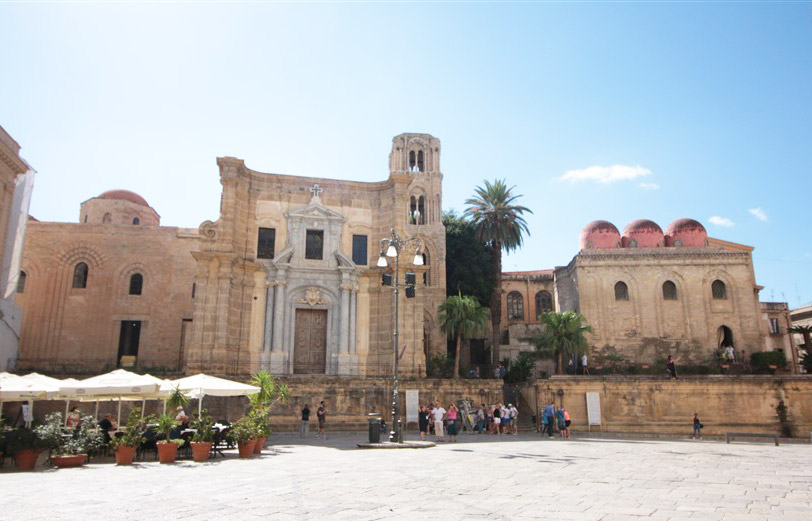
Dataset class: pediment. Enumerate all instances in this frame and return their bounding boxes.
[286,202,345,222]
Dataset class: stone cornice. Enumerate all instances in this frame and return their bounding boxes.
[576,248,750,262]
[0,145,28,176]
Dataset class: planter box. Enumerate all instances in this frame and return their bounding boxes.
[14,449,42,471]
[115,445,137,465]
[237,439,257,458]
[52,454,87,468]
[191,442,212,463]
[157,442,179,464]
[253,437,267,454]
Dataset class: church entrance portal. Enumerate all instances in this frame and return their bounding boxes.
[293,309,328,374]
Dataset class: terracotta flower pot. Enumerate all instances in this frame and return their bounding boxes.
[157,442,178,464]
[253,436,267,454]
[115,445,137,465]
[237,439,257,458]
[191,442,212,463]
[52,454,87,468]
[14,449,42,471]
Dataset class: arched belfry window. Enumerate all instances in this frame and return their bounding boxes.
[614,281,629,301]
[662,281,678,300]
[535,290,553,317]
[409,196,418,224]
[132,217,140,225]
[102,213,112,224]
[417,150,424,172]
[409,151,416,172]
[507,291,524,320]
[17,271,26,293]
[129,273,143,295]
[417,196,425,225]
[712,280,727,300]
[421,250,430,286]
[73,262,89,289]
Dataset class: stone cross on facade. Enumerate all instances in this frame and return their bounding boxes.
[310,184,323,200]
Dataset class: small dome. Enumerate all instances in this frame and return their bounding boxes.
[665,218,707,248]
[622,219,664,248]
[98,190,150,207]
[579,220,621,250]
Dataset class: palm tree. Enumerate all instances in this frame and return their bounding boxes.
[438,294,490,379]
[534,311,593,375]
[464,179,532,365]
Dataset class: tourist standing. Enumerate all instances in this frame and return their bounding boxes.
[725,346,735,365]
[300,404,311,438]
[317,401,327,439]
[500,404,510,434]
[492,404,502,435]
[66,407,81,428]
[418,405,429,441]
[543,402,556,438]
[581,354,589,375]
[562,407,571,438]
[692,413,702,439]
[509,403,519,434]
[555,407,567,438]
[447,404,459,442]
[666,355,678,379]
[431,402,446,441]
[475,404,486,434]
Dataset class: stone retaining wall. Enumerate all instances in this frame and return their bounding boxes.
[522,376,812,438]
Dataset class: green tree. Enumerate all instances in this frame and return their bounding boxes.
[464,180,532,363]
[534,311,593,375]
[789,325,812,372]
[438,294,490,379]
[443,211,495,307]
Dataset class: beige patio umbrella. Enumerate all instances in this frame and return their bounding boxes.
[170,373,260,418]
[60,369,160,425]
[0,372,60,427]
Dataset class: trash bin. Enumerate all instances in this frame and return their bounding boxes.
[368,413,382,443]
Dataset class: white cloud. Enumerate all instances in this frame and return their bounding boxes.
[749,207,768,221]
[559,164,652,184]
[709,216,735,227]
[639,182,660,190]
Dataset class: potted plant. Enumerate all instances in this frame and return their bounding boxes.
[111,408,150,465]
[5,426,46,471]
[247,371,289,454]
[230,416,258,458]
[35,412,104,468]
[155,413,184,464]
[190,410,215,462]
[249,407,271,454]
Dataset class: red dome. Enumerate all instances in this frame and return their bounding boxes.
[98,190,150,207]
[665,218,707,247]
[621,219,664,248]
[579,220,621,250]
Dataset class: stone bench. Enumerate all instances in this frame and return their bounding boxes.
[725,432,779,446]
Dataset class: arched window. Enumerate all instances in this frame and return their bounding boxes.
[662,281,678,300]
[16,271,26,293]
[129,273,143,295]
[614,281,629,301]
[132,217,140,225]
[73,262,89,289]
[409,196,418,224]
[535,290,553,317]
[102,213,112,224]
[507,291,524,320]
[417,196,425,225]
[712,280,727,300]
[409,150,416,171]
[421,250,430,285]
[417,150,424,172]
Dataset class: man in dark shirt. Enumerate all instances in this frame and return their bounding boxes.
[300,404,310,438]
[98,414,116,443]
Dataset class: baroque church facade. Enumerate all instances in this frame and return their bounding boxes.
[16,133,447,377]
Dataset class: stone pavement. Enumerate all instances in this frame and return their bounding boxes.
[1,432,810,521]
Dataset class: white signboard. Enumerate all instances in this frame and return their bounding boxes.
[585,392,601,426]
[405,390,419,423]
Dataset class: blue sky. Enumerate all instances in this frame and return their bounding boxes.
[1,2,810,307]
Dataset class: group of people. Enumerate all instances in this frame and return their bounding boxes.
[299,401,328,439]
[540,402,572,438]
[418,403,462,442]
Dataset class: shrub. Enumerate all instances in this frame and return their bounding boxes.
[192,410,215,443]
[35,412,104,456]
[427,354,453,378]
[750,351,787,373]
[112,408,152,448]
[504,352,536,383]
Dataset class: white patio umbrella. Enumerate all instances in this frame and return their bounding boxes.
[18,373,81,426]
[60,369,160,425]
[0,372,61,427]
[170,373,260,418]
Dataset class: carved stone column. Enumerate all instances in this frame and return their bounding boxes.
[339,283,351,354]
[262,280,275,353]
[268,270,288,374]
[349,286,357,355]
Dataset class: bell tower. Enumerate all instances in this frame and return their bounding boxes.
[389,133,441,175]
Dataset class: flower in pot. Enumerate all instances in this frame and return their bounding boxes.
[247,371,288,454]
[230,416,259,458]
[155,413,182,464]
[35,412,105,468]
[112,408,150,465]
[5,426,46,471]
[190,410,215,463]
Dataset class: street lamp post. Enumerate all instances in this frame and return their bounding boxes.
[377,228,423,443]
